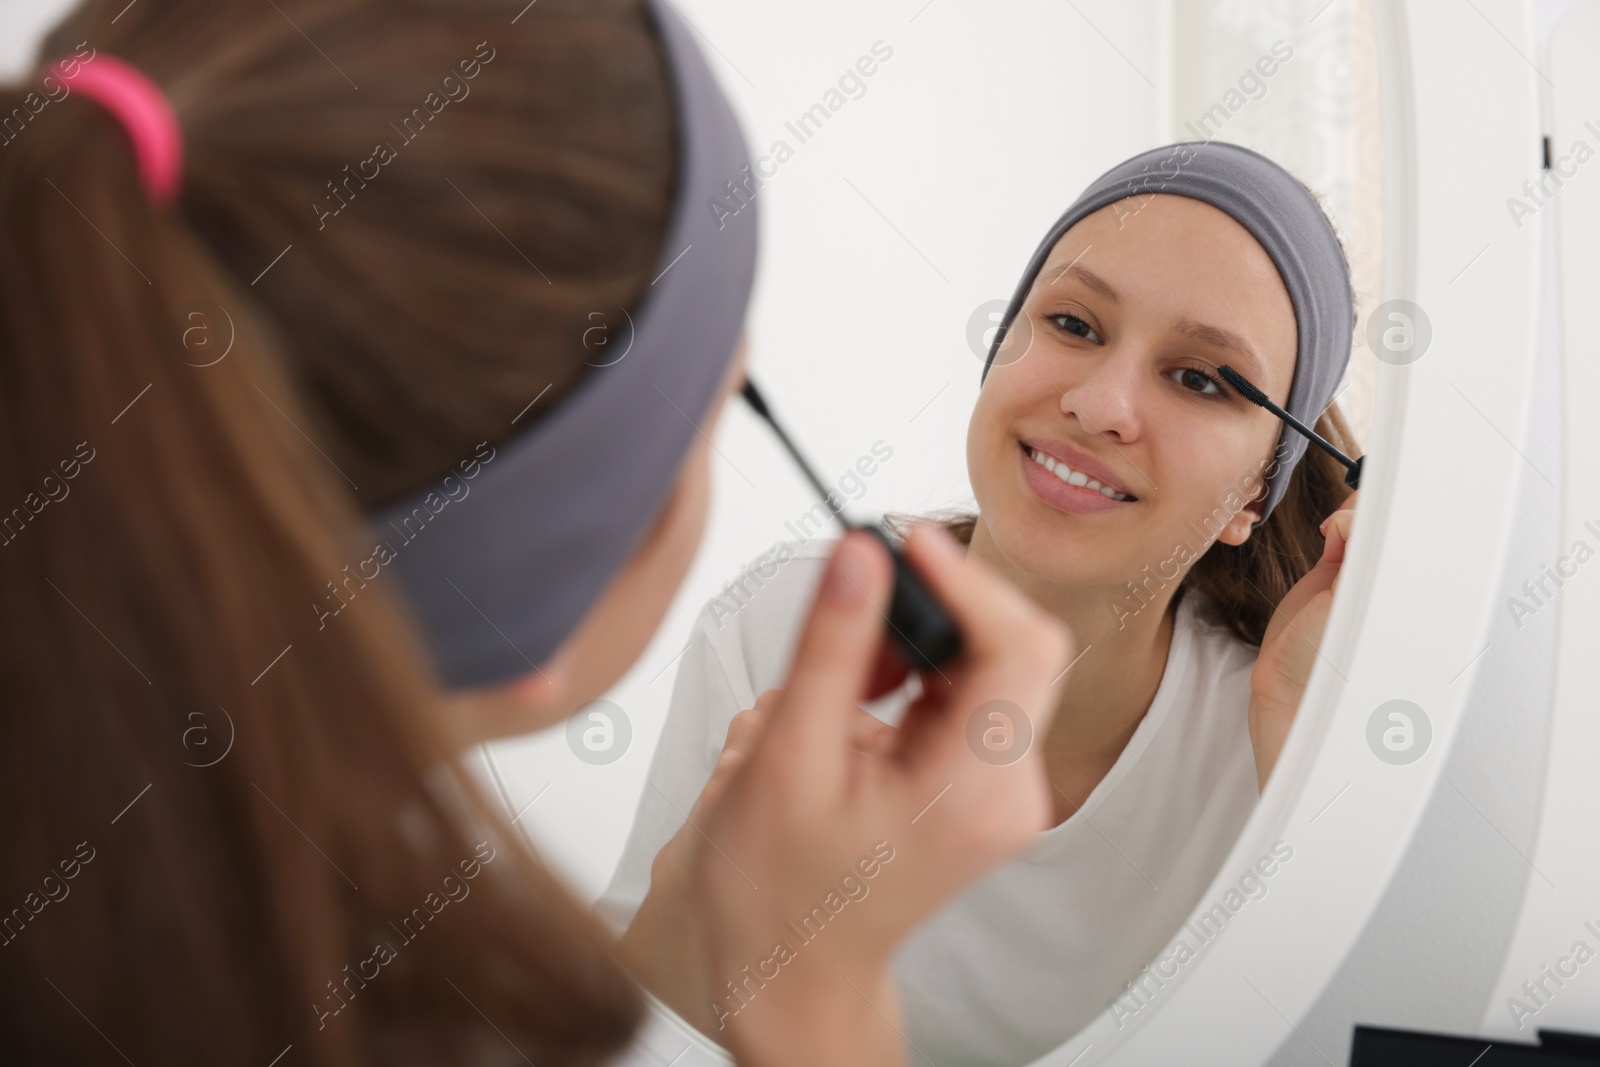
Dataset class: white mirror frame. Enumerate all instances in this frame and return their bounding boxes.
[1479,0,1600,1038]
[1027,1,1544,1062]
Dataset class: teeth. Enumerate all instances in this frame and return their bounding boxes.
[1028,448,1133,502]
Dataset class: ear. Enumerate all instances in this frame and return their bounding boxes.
[1216,490,1267,547]
[505,660,568,709]
[444,649,574,748]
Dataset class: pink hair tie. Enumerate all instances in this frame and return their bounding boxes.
[49,53,183,208]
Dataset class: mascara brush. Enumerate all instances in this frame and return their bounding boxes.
[1217,365,1364,490]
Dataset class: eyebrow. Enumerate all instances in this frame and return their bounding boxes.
[1170,318,1271,385]
[1043,262,1120,305]
[1041,262,1273,386]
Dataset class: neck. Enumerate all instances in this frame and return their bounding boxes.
[966,516,1182,817]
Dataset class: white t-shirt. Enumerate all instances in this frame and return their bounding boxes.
[597,537,1261,1067]
[606,989,740,1067]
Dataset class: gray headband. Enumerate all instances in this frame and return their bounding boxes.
[981,140,1352,527]
[366,0,757,689]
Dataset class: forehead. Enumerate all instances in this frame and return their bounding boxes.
[1028,193,1298,384]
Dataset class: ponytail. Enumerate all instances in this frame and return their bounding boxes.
[0,61,640,1067]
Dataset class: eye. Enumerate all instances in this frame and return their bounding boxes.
[1045,312,1102,344]
[1170,362,1226,398]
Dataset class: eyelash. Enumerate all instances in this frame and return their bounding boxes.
[1043,312,1228,400]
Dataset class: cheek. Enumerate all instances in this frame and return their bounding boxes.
[968,364,1068,496]
[965,393,1008,513]
[965,396,992,483]
[969,368,1037,460]
[656,444,713,579]
[621,445,711,633]
[1155,431,1269,528]
[566,444,712,701]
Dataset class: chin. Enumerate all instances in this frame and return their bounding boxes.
[986,477,1154,586]
[977,493,1075,577]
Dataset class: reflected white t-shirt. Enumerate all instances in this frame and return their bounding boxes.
[597,537,1261,1067]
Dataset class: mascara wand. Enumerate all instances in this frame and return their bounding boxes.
[740,378,963,671]
[1217,365,1364,490]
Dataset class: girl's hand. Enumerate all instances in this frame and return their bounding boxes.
[1248,490,1359,789]
[692,524,1074,1067]
[615,694,896,1040]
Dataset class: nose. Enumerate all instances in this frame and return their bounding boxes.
[1057,344,1144,443]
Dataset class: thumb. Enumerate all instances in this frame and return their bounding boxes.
[762,530,894,776]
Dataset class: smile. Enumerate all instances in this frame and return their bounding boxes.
[1024,445,1136,502]
[1018,443,1139,516]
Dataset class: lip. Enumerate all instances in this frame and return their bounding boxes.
[1016,435,1139,499]
[1019,444,1138,515]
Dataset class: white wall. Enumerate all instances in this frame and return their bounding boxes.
[0,0,77,79]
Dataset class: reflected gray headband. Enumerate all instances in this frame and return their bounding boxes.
[366,0,757,690]
[981,140,1353,527]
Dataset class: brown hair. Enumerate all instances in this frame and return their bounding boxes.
[0,0,676,1062]
[887,183,1362,649]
